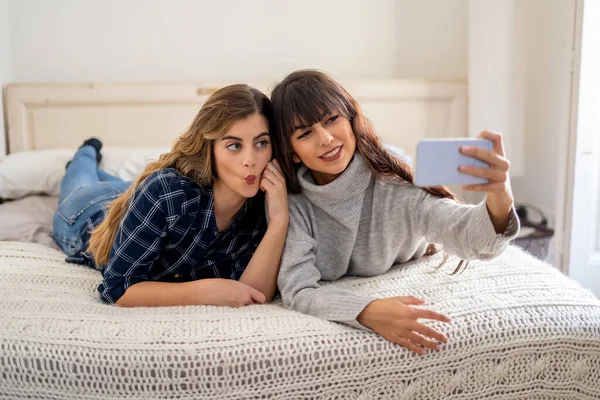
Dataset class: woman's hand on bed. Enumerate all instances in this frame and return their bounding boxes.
[197,278,266,307]
[356,296,450,354]
[261,160,289,225]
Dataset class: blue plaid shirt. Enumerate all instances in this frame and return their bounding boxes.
[95,168,267,304]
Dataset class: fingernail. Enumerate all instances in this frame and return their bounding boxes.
[435,345,441,350]
[458,165,466,172]
[461,146,470,152]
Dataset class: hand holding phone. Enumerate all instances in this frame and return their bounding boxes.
[414,138,493,187]
[415,132,515,234]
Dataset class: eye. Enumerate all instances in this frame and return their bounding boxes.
[256,139,270,148]
[226,142,241,151]
[326,115,339,124]
[297,130,311,140]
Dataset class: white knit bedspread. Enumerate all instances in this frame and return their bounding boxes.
[0,242,599,400]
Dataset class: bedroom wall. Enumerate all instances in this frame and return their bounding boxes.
[510,0,576,231]
[0,0,10,157]
[6,0,468,83]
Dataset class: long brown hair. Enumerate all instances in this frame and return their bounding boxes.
[269,70,468,274]
[88,84,272,266]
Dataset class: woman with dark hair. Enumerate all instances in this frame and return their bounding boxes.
[269,70,519,354]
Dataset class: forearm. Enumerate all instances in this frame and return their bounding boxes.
[485,191,514,234]
[282,285,374,330]
[239,219,288,302]
[416,193,519,260]
[115,279,209,307]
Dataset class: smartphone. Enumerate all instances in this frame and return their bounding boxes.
[414,138,493,187]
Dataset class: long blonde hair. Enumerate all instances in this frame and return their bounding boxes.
[88,84,272,266]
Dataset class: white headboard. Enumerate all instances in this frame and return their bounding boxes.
[3,80,466,164]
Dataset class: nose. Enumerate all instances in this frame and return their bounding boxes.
[242,149,256,169]
[315,125,333,146]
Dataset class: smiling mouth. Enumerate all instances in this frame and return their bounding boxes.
[319,145,342,159]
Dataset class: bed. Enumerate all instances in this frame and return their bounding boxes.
[1,81,599,399]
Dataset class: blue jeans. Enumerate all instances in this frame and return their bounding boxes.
[53,146,131,256]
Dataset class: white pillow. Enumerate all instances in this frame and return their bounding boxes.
[0,150,72,200]
[0,147,168,200]
[101,146,168,181]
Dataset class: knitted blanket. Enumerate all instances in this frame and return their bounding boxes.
[0,241,599,399]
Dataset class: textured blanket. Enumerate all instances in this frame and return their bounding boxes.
[0,242,599,399]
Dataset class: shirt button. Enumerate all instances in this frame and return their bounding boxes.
[174,273,180,278]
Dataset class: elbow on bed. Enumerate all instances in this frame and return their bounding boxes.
[279,287,316,315]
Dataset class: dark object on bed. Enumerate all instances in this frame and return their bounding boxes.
[514,203,554,261]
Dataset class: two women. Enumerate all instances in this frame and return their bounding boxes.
[54,71,518,354]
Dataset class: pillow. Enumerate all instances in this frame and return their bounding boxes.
[101,146,168,181]
[0,147,168,200]
[0,150,72,200]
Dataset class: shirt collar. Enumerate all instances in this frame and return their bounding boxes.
[297,152,372,207]
[204,184,253,234]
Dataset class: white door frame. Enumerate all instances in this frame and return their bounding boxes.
[555,0,600,296]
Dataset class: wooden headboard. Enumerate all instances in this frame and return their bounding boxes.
[3,80,466,164]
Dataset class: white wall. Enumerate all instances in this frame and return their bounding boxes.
[511,0,576,229]
[564,0,600,296]
[0,0,10,157]
[7,0,467,83]
[468,0,525,178]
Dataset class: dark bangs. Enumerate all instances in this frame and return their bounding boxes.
[270,70,358,194]
[276,76,354,137]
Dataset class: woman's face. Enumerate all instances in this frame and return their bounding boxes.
[291,110,356,185]
[213,113,272,199]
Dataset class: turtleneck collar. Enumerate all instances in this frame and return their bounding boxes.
[296,152,372,207]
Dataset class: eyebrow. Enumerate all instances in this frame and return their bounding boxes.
[293,111,331,131]
[221,132,270,141]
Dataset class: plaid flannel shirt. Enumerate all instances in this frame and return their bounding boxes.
[95,168,266,304]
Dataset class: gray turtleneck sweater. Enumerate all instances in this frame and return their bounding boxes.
[277,153,519,329]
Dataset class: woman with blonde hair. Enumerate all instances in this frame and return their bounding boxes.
[53,84,288,307]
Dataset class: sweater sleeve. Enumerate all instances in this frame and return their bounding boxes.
[277,199,375,330]
[413,191,520,260]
